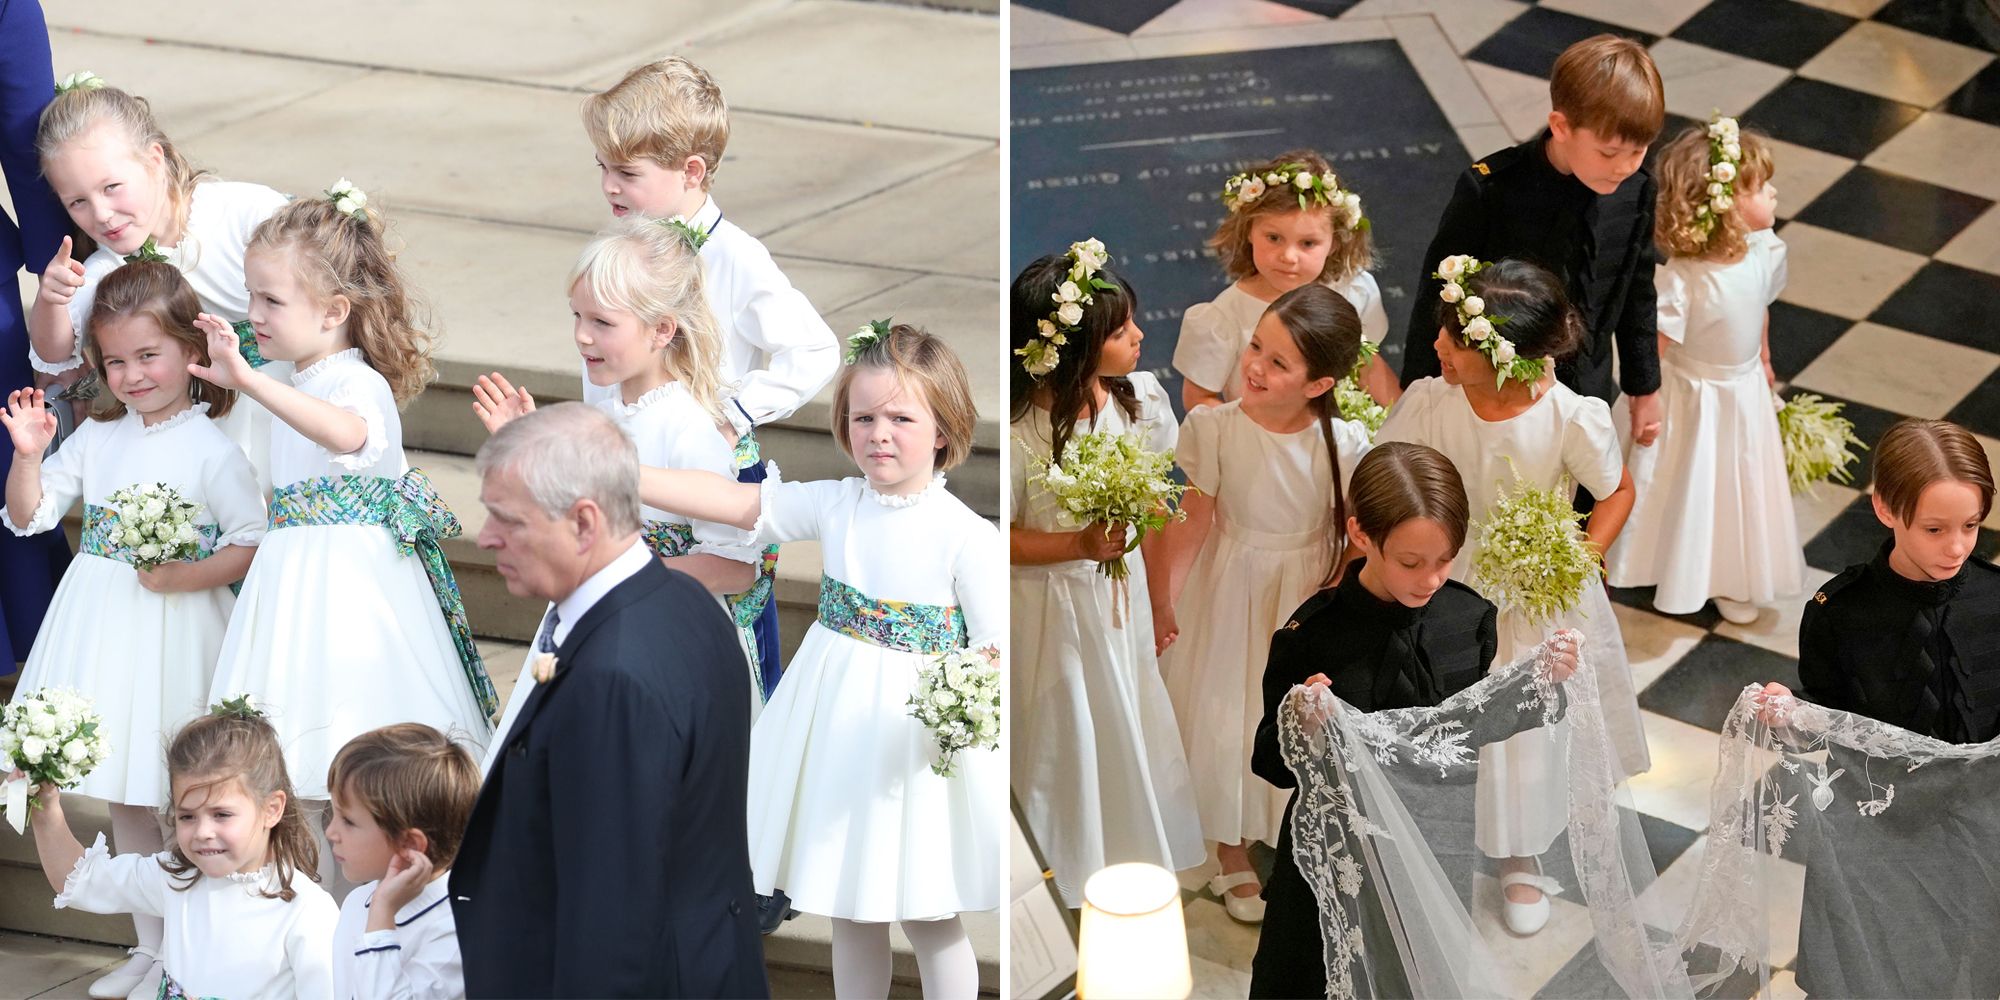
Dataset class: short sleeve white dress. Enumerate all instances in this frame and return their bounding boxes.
[1172,272,1387,399]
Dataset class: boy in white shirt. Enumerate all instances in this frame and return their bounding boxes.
[326,724,481,999]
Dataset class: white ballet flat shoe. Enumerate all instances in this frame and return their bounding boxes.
[1713,598,1761,625]
[1208,870,1266,924]
[87,946,158,999]
[1499,872,1564,936]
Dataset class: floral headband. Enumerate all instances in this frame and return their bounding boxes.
[325,178,369,222]
[1435,255,1545,389]
[1221,164,1367,232]
[845,318,892,365]
[209,694,263,720]
[1688,115,1743,244]
[1016,238,1113,379]
[55,71,105,96]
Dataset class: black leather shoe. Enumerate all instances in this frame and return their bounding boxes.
[756,889,799,934]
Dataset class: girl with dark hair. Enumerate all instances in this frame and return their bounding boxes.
[1161,282,1372,923]
[1010,241,1204,908]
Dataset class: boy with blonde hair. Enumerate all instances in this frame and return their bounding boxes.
[578,56,838,702]
[1400,35,1667,453]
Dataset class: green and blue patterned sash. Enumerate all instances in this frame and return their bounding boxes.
[642,518,778,699]
[268,470,497,720]
[816,575,967,655]
[81,503,219,565]
[642,518,696,558]
[230,319,268,369]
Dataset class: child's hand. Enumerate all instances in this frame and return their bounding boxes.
[187,313,257,391]
[36,237,86,311]
[471,373,535,434]
[6,768,60,813]
[1765,360,1779,391]
[374,847,434,914]
[136,562,194,594]
[1537,628,1584,683]
[1303,672,1331,689]
[1073,521,1127,563]
[1153,603,1179,656]
[1754,682,1794,727]
[0,389,58,458]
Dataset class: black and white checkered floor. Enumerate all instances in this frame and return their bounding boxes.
[1013,2,2000,995]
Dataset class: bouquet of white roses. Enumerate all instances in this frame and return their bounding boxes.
[907,645,1002,778]
[1472,475,1599,626]
[1025,430,1187,582]
[105,482,206,569]
[0,688,109,833]
[1776,393,1866,496]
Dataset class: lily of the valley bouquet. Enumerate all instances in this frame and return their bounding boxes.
[1472,475,1598,626]
[106,482,206,569]
[908,645,1001,777]
[1335,339,1388,437]
[0,688,109,833]
[1776,392,1865,496]
[1026,429,1186,582]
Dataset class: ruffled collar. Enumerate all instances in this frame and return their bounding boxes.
[1868,538,1964,608]
[865,474,947,508]
[138,401,210,435]
[291,348,365,386]
[618,381,683,417]
[224,864,276,887]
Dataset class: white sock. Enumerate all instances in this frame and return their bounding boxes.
[831,918,893,999]
[107,804,165,968]
[903,915,977,1000]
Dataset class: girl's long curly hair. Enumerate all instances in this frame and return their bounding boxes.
[1654,124,1775,262]
[1009,253,1140,465]
[1207,149,1374,287]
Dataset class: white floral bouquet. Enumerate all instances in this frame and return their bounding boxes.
[1472,476,1599,626]
[0,688,109,833]
[1025,429,1186,582]
[908,645,1001,777]
[1776,393,1866,496]
[105,482,206,569]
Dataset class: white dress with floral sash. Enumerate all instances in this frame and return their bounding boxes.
[1,405,263,807]
[744,474,1002,921]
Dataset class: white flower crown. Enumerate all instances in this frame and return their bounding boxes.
[55,71,105,96]
[324,178,369,221]
[1688,114,1743,243]
[1221,163,1367,232]
[1435,254,1545,389]
[1016,238,1114,379]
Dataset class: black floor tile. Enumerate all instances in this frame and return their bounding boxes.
[1534,939,1629,999]
[1791,165,1992,256]
[1778,386,1896,492]
[1871,0,2000,52]
[1267,0,1363,16]
[1742,77,1923,159]
[1672,0,1856,69]
[1945,367,2000,439]
[1635,810,1702,873]
[1638,634,1801,732]
[1467,7,1656,80]
[1803,493,1886,574]
[1868,259,2000,354]
[1608,584,1724,630]
[1945,62,2000,126]
[1767,301,1854,383]
[1012,0,1181,35]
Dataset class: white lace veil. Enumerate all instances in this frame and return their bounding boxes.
[1279,637,1694,999]
[1677,687,2000,998]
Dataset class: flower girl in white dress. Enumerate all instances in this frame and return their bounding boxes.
[1009,243,1204,908]
[1376,256,1648,935]
[636,323,998,999]
[198,191,495,890]
[2,262,263,996]
[1163,283,1370,923]
[1608,118,1805,621]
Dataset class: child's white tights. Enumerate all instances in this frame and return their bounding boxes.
[830,915,978,999]
[107,804,164,969]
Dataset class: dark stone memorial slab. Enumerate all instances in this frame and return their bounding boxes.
[1011,41,1468,412]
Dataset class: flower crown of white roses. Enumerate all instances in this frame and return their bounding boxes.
[1221,164,1368,232]
[845,318,893,365]
[1688,114,1743,244]
[1016,238,1114,379]
[1435,254,1545,389]
[55,71,105,96]
[324,178,370,222]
